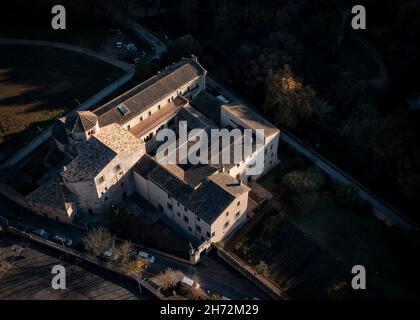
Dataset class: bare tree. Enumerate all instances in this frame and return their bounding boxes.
[83,227,114,257]
[153,268,183,290]
[0,251,13,279]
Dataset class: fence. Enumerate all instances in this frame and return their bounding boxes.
[215,244,287,300]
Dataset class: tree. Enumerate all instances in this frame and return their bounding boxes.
[263,65,315,128]
[83,227,114,257]
[108,205,128,235]
[0,251,13,279]
[133,62,154,83]
[312,97,335,125]
[281,167,325,194]
[327,280,350,299]
[168,34,200,61]
[255,260,270,278]
[155,268,182,290]
[114,240,134,268]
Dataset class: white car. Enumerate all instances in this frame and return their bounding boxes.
[181,276,200,289]
[216,95,231,104]
[102,250,113,260]
[52,234,73,247]
[137,250,155,263]
[116,41,123,48]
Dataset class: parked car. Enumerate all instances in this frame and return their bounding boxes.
[52,234,73,247]
[181,276,200,289]
[116,41,123,49]
[102,250,114,261]
[32,229,49,239]
[137,250,155,263]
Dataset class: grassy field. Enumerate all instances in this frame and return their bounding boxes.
[0,45,123,160]
[252,143,418,299]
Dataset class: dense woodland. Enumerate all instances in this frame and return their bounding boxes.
[2,0,420,222]
[143,0,420,224]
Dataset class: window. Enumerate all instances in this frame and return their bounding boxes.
[97,176,105,184]
[197,216,200,222]
[237,201,240,207]
[225,211,229,217]
[212,231,215,238]
[235,211,240,218]
[120,182,124,187]
[140,116,143,121]
[188,227,192,232]
[177,212,181,217]
[127,124,131,131]
[168,203,173,210]
[114,164,121,173]
[196,225,201,233]
[183,215,189,223]
[201,236,205,242]
[158,204,163,211]
[270,144,273,150]
[104,196,108,201]
[158,104,161,109]
[149,111,152,116]
[184,208,187,212]
[224,221,229,229]
[206,231,211,238]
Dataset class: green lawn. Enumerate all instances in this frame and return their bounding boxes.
[256,143,418,299]
[0,45,123,160]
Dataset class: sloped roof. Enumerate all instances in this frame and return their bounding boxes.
[133,155,249,224]
[62,124,144,182]
[65,111,98,133]
[26,175,74,212]
[95,59,205,127]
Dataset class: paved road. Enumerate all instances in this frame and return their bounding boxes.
[128,21,167,62]
[0,38,134,72]
[0,234,150,300]
[205,76,415,230]
[0,195,269,300]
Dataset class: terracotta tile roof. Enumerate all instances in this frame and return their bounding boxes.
[133,155,248,224]
[26,175,74,213]
[62,124,144,182]
[65,111,98,133]
[94,60,204,127]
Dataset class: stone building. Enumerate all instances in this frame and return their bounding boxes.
[26,56,280,245]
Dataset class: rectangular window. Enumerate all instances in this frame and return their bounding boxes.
[226,211,229,217]
[140,116,143,121]
[197,216,200,222]
[188,227,192,232]
[235,211,240,218]
[196,225,201,233]
[97,176,105,184]
[183,216,189,223]
[114,164,121,173]
[237,201,240,207]
[177,212,181,217]
[167,203,173,210]
[212,231,215,238]
[224,221,229,229]
[207,231,211,238]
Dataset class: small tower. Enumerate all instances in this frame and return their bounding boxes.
[64,111,99,141]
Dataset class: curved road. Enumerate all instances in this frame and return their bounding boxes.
[0,38,134,72]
